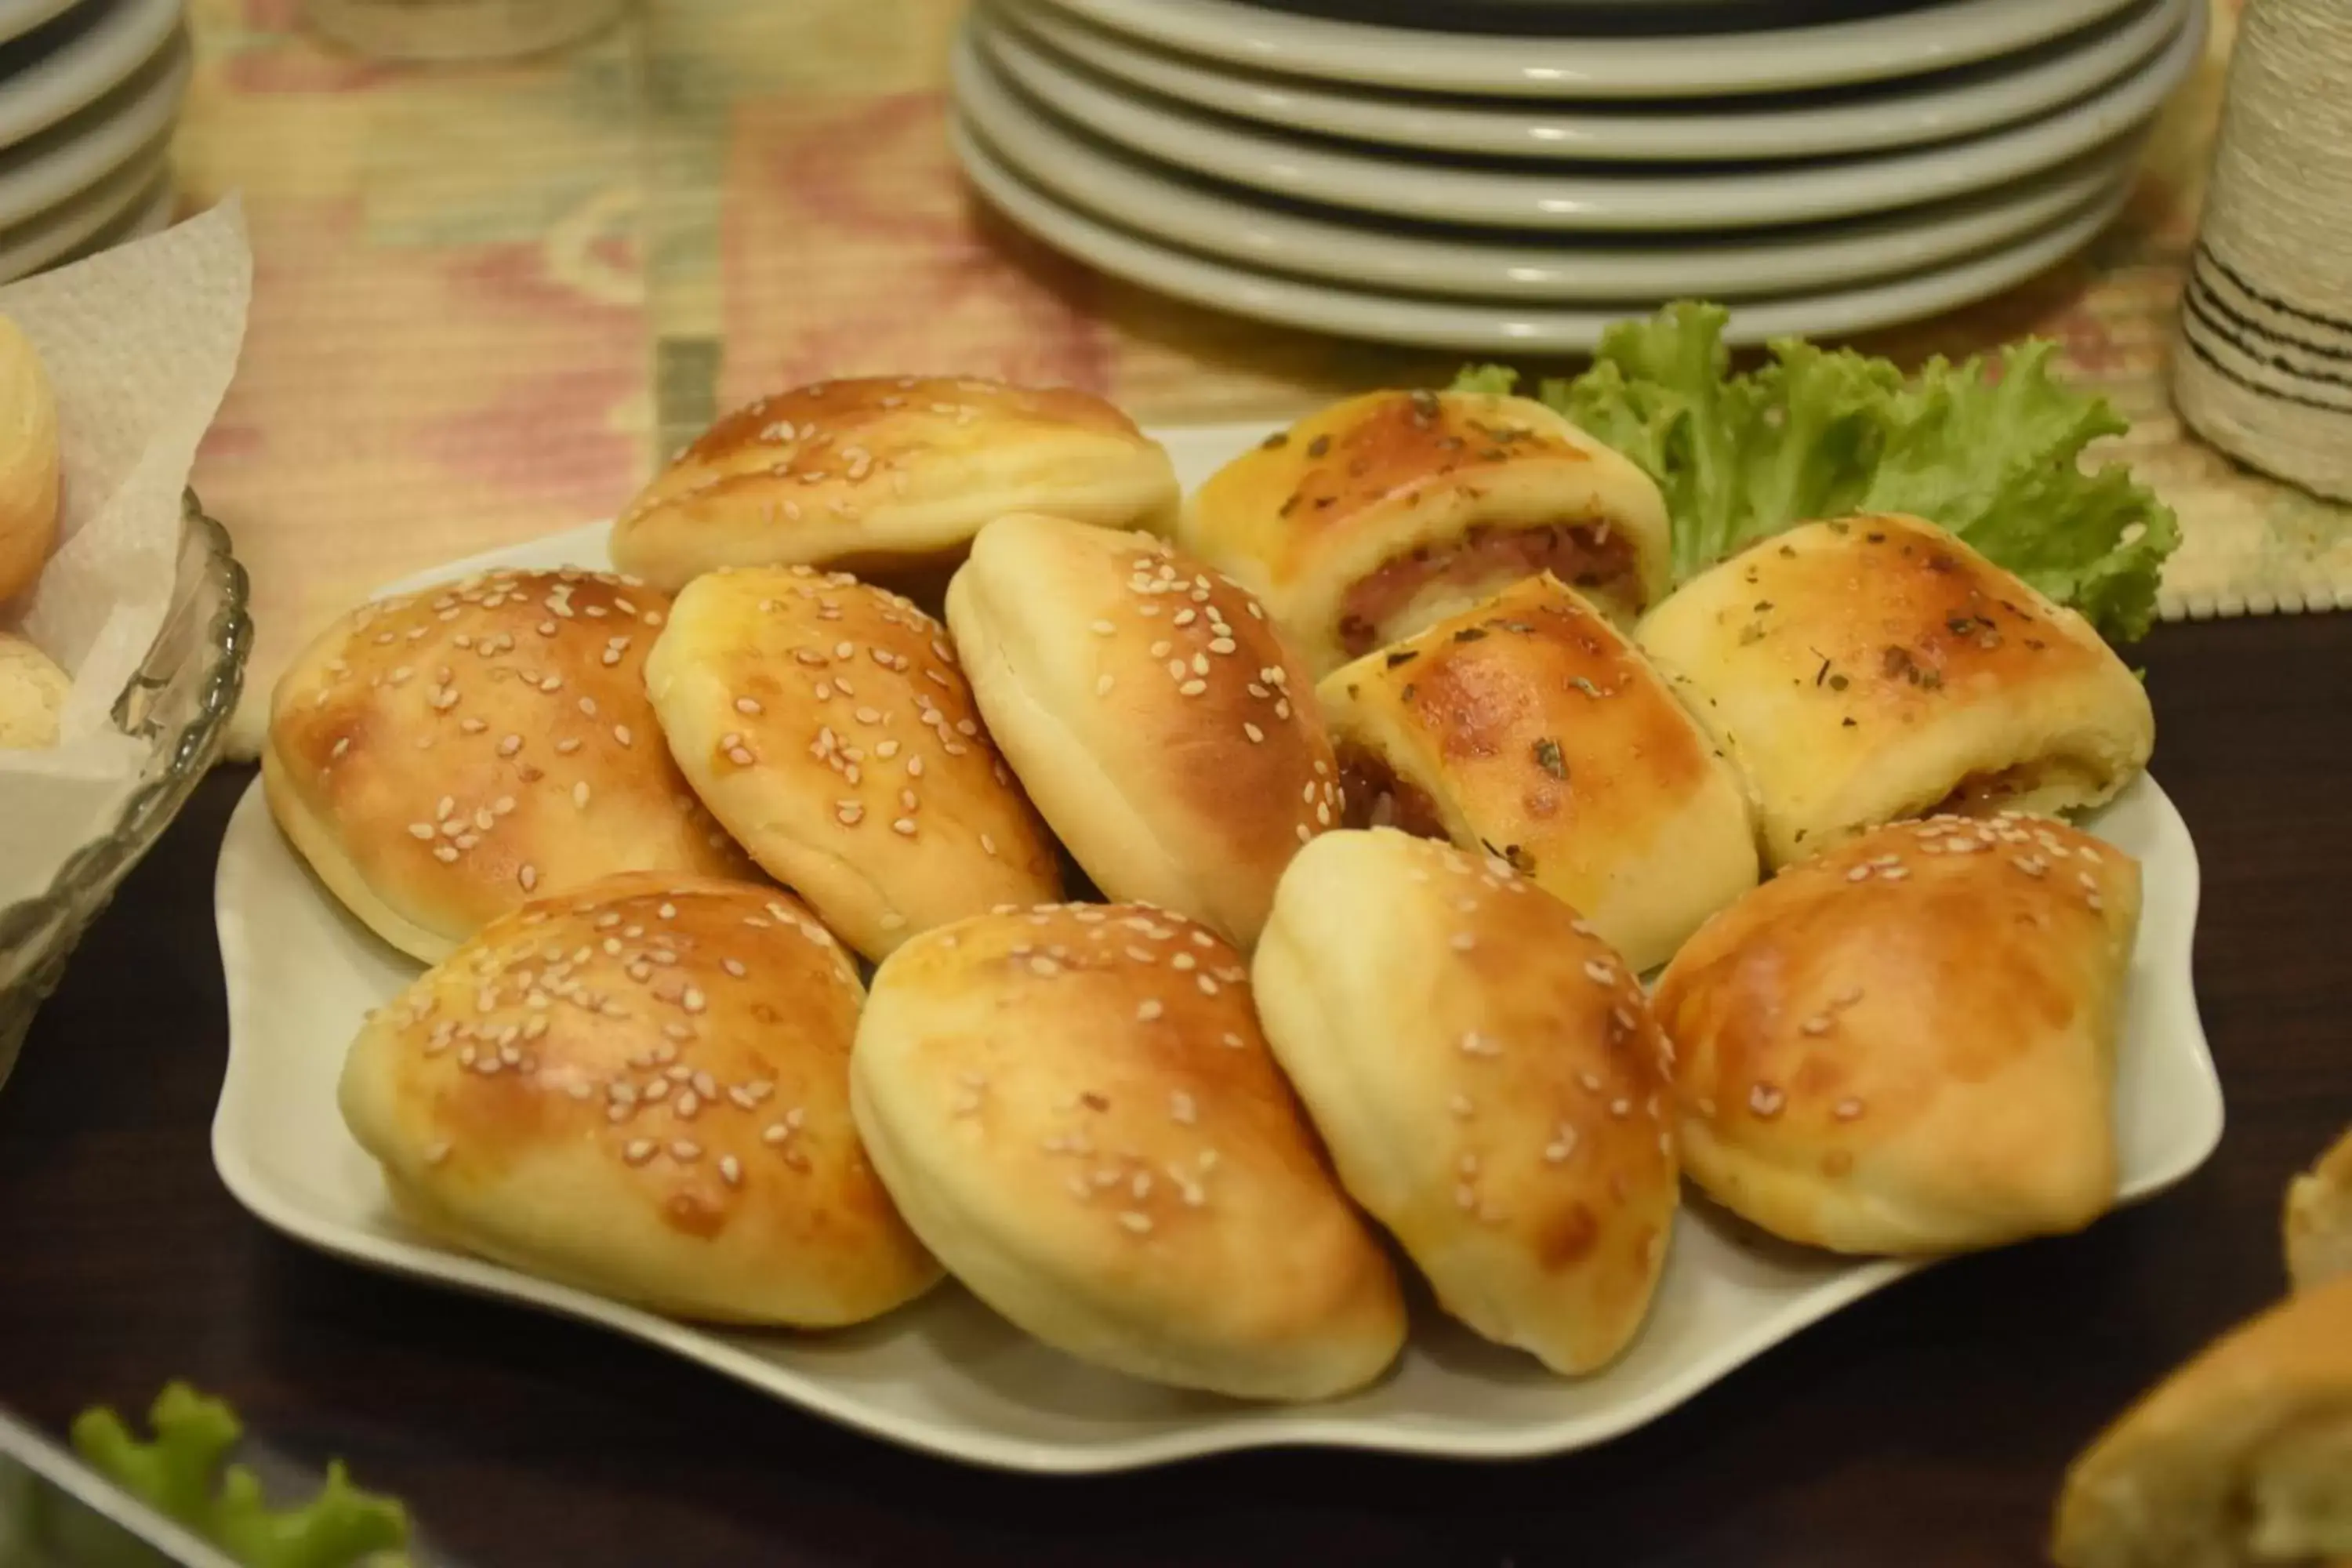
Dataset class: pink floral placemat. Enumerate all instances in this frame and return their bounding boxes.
[174,0,2350,754]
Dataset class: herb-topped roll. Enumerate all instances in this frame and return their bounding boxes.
[1179,390,1672,677]
[1316,575,1758,973]
[1635,514,2154,869]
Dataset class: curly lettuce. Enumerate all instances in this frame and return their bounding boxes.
[1456,300,2179,643]
[71,1384,411,1568]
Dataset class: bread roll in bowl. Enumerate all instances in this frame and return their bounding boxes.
[1254,829,1679,1375]
[1635,513,2154,868]
[851,902,1406,1400]
[338,873,940,1326]
[2288,1127,2352,1291]
[1179,390,1671,676]
[0,314,59,604]
[2052,1276,2352,1568]
[1318,574,1759,973]
[265,568,754,964]
[0,630,66,747]
[946,513,1341,949]
[608,376,1179,592]
[644,564,1061,960]
[1652,812,2141,1255]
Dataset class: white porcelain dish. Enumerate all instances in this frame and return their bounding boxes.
[0,0,180,154]
[211,423,2224,1475]
[1025,0,2143,98]
[958,28,2140,303]
[0,29,183,232]
[0,0,83,52]
[996,0,2187,165]
[952,121,2134,351]
[0,140,162,281]
[969,3,2201,234]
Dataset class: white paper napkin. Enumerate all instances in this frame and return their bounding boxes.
[0,198,252,906]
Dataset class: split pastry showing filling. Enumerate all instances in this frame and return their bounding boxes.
[1316,574,1759,974]
[1180,389,1671,677]
[1635,513,2154,869]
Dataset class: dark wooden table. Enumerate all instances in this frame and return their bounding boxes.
[2,610,2346,1568]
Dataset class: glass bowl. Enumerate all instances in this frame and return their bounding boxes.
[0,494,250,1086]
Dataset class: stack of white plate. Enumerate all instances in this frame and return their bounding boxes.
[0,0,185,286]
[948,0,2208,350]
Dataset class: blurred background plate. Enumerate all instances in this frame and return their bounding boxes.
[966,6,2199,232]
[1022,0,2143,97]
[0,28,185,235]
[956,35,2143,302]
[0,0,79,50]
[993,0,2185,163]
[0,0,182,151]
[0,140,164,279]
[951,116,2136,351]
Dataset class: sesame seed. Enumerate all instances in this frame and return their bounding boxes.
[1170,1091,1196,1124]
[1090,619,1116,635]
[719,1156,742,1186]
[1544,1126,1579,1163]
[1579,1071,1603,1092]
[1846,865,1872,883]
[1450,932,1475,952]
[670,1140,702,1162]
[1749,1083,1786,1118]
[1610,1098,1632,1119]
[1801,1014,1831,1036]
[1118,1212,1153,1235]
[891,818,917,836]
[433,845,460,863]
[623,1140,655,1165]
[1582,960,1615,985]
[614,725,633,746]
[1458,1031,1501,1058]
[1137,1000,1164,1022]
[682,986,706,1014]
[518,864,539,891]
[1178,679,1207,696]
[1834,1097,1866,1120]
[408,822,435,840]
[1243,723,1264,743]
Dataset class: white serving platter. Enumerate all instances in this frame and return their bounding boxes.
[993,0,2187,165]
[1022,0,2147,98]
[964,4,2203,234]
[212,423,2225,1474]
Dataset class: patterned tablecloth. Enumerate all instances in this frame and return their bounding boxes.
[172,0,2351,750]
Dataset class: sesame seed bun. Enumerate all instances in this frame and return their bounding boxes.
[264,569,757,964]
[642,564,1062,960]
[608,376,1180,593]
[2051,1275,2352,1568]
[1317,574,1760,974]
[1652,813,2143,1255]
[849,902,1406,1400]
[337,873,940,1327]
[945,514,1342,950]
[1634,514,2155,869]
[2288,1126,2352,1291]
[1254,829,1678,1376]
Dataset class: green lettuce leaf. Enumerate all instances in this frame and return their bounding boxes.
[71,1384,411,1568]
[1454,301,2179,643]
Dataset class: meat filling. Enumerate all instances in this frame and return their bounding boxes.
[1337,743,1450,840]
[1337,521,1637,659]
[1932,759,2103,818]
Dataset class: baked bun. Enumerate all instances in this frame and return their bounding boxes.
[945,513,1341,949]
[1652,812,2142,1255]
[1317,574,1758,973]
[1178,390,1671,676]
[644,564,1062,960]
[264,568,755,964]
[0,314,59,604]
[337,873,939,1326]
[1635,513,2154,869]
[1254,829,1679,1375]
[2288,1126,2352,1290]
[608,376,1179,592]
[850,902,1406,1400]
[0,630,66,747]
[2052,1276,2352,1568]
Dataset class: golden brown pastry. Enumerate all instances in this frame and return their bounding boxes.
[2052,1276,2352,1568]
[643,564,1062,960]
[608,376,1179,592]
[264,568,754,964]
[1652,812,2141,1255]
[2288,1126,2352,1291]
[0,630,66,747]
[1317,573,1759,973]
[945,512,1341,949]
[338,873,940,1326]
[1635,513,2154,869]
[1178,389,1671,676]
[1254,828,1679,1375]
[850,902,1406,1400]
[0,314,59,604]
